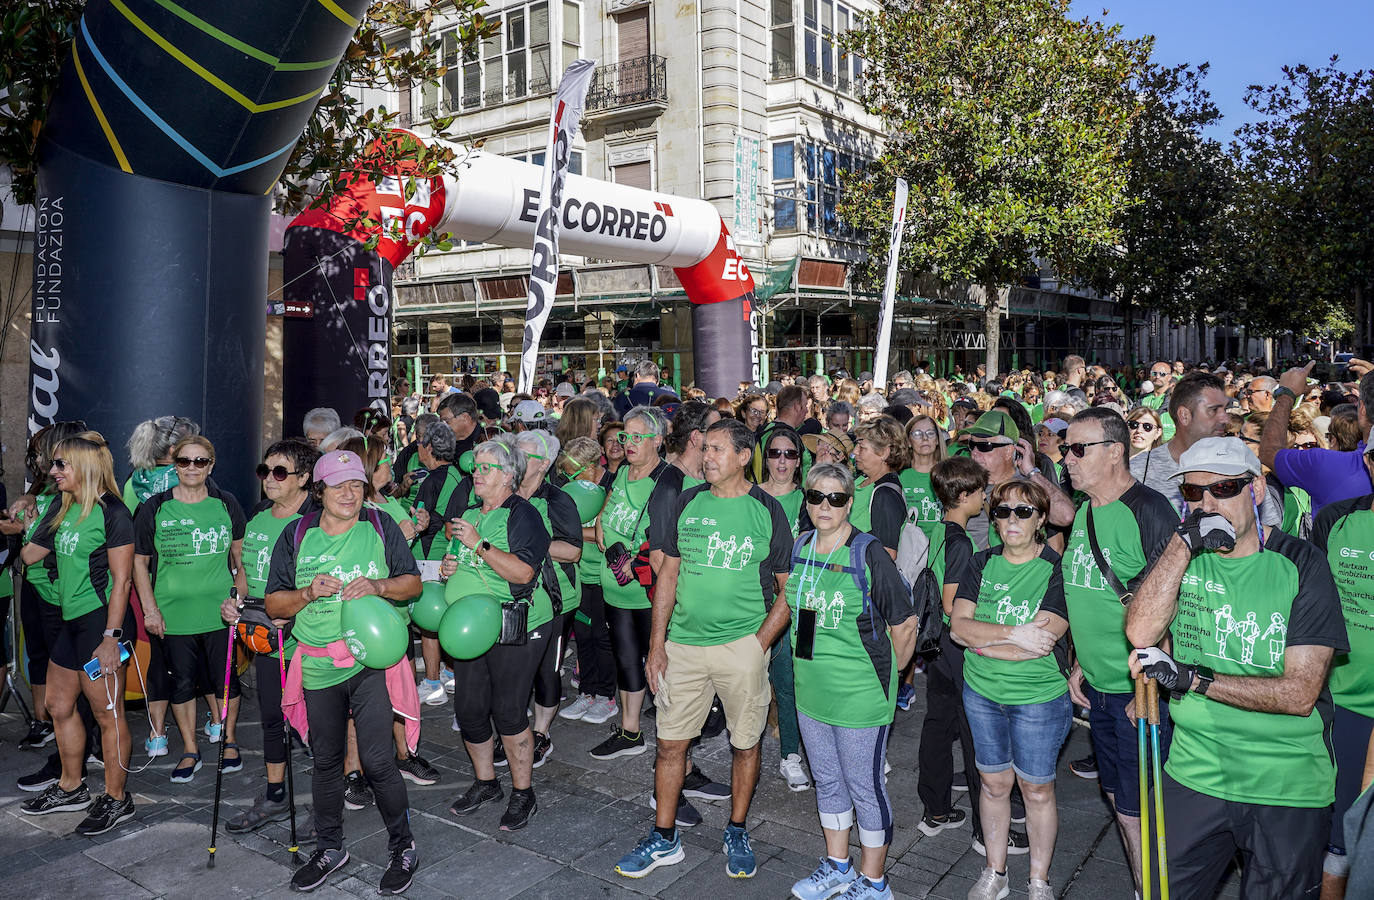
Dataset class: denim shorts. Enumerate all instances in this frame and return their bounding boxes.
[962,684,1071,784]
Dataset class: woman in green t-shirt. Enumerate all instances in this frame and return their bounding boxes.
[787,463,917,900]
[851,416,912,555]
[950,479,1071,900]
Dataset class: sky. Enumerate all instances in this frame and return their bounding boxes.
[1070,0,1373,143]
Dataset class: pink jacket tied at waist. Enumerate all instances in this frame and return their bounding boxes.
[281,641,420,754]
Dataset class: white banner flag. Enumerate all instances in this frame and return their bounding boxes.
[519,58,598,393]
[872,178,908,391]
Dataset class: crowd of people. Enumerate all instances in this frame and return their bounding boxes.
[1,351,1371,900]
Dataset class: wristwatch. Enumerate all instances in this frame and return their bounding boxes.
[102,627,123,640]
[1272,385,1298,403]
[478,540,492,555]
[1193,664,1215,696]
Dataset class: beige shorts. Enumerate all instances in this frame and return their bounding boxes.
[655,634,771,749]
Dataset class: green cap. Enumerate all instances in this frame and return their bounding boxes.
[964,410,1020,442]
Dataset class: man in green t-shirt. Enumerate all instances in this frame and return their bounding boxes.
[615,418,793,881]
[1126,436,1348,900]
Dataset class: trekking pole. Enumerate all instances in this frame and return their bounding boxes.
[1147,678,1169,900]
[208,622,236,868]
[277,628,300,865]
[1136,673,1152,900]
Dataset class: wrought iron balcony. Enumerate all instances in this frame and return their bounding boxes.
[586,55,669,118]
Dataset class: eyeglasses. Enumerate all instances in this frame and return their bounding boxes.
[563,462,589,480]
[992,504,1038,520]
[1059,440,1114,458]
[256,464,301,482]
[473,462,506,475]
[1128,421,1157,433]
[617,431,653,445]
[765,448,801,460]
[910,429,938,440]
[51,458,69,471]
[1150,371,1170,378]
[174,456,212,469]
[804,489,851,507]
[1240,435,1260,445]
[1293,441,1320,450]
[1179,477,1253,502]
[968,439,1013,454]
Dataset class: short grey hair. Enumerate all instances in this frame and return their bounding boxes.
[475,438,526,488]
[858,393,886,412]
[414,412,438,441]
[634,359,660,381]
[624,405,666,438]
[1061,394,1091,415]
[893,370,913,383]
[401,397,421,417]
[514,429,560,470]
[1044,390,1069,410]
[303,407,341,436]
[127,415,200,470]
[320,426,364,451]
[804,462,855,496]
[581,388,615,420]
[421,421,457,462]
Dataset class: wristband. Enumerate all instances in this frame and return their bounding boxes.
[1273,385,1298,403]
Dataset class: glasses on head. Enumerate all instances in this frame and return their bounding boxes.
[910,429,938,440]
[256,464,301,482]
[1179,477,1253,502]
[617,431,653,445]
[473,462,505,475]
[51,458,69,471]
[1293,441,1320,450]
[992,504,1038,520]
[765,448,801,460]
[804,489,851,508]
[1128,421,1156,433]
[1059,440,1114,459]
[174,456,212,469]
[968,439,1013,454]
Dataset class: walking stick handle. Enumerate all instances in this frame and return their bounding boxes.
[1146,678,1161,725]
[1135,672,1147,713]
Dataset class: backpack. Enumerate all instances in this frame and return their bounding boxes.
[293,507,387,550]
[871,482,942,654]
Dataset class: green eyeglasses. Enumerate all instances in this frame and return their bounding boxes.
[564,462,589,480]
[617,431,653,445]
[474,462,506,475]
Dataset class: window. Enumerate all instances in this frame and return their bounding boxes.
[563,1,581,70]
[820,0,833,85]
[775,140,868,237]
[425,1,572,114]
[836,6,850,91]
[770,0,794,78]
[771,142,797,230]
[612,159,652,190]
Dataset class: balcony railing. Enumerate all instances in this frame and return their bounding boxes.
[586,55,669,113]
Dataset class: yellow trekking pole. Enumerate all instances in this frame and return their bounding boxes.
[1137,673,1151,900]
[1147,679,1169,899]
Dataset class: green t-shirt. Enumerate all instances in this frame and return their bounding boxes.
[1165,530,1347,807]
[898,468,943,542]
[1314,497,1374,717]
[34,492,135,621]
[771,488,805,540]
[849,475,906,552]
[443,496,553,631]
[267,513,420,689]
[134,488,246,636]
[243,498,312,659]
[598,464,681,610]
[1140,392,1168,411]
[576,470,615,592]
[1062,485,1176,693]
[664,485,791,646]
[25,490,60,605]
[790,532,915,727]
[930,520,975,625]
[528,484,581,617]
[959,545,1069,705]
[1281,487,1312,538]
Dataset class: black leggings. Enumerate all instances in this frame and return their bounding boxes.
[573,585,616,699]
[254,651,288,765]
[164,629,240,705]
[606,604,653,694]
[533,614,572,709]
[19,580,62,685]
[916,627,982,833]
[452,630,551,744]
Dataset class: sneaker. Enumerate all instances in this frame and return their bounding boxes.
[145,732,169,758]
[440,666,455,693]
[418,678,446,707]
[379,842,418,895]
[532,732,553,768]
[722,823,756,878]
[649,793,703,827]
[499,788,537,831]
[558,694,596,721]
[1010,791,1025,825]
[972,830,1029,857]
[19,720,55,750]
[918,808,968,836]
[170,753,203,784]
[492,738,508,767]
[17,755,62,792]
[204,712,223,743]
[952,771,969,793]
[615,829,685,878]
[449,779,503,815]
[397,754,440,786]
[343,771,373,810]
[780,753,812,792]
[839,876,893,899]
[967,867,1010,900]
[74,792,135,836]
[20,781,90,815]
[682,765,730,800]
[291,847,350,892]
[1027,878,1054,900]
[226,792,291,833]
[1069,753,1099,780]
[589,727,646,760]
[581,696,619,725]
[791,857,858,900]
[896,683,915,712]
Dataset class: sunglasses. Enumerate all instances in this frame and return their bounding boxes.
[804,489,851,507]
[1150,371,1170,378]
[256,464,301,482]
[910,429,938,440]
[968,439,1013,454]
[1179,477,1253,502]
[1293,441,1320,450]
[174,456,212,469]
[1128,421,1156,433]
[992,504,1038,520]
[51,458,69,471]
[766,448,801,460]
[1059,439,1114,458]
[617,431,653,445]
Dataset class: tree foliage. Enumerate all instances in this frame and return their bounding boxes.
[840,0,1151,376]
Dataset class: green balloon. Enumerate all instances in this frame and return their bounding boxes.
[340,595,409,669]
[438,594,502,660]
[458,450,475,474]
[409,581,449,633]
[561,479,606,524]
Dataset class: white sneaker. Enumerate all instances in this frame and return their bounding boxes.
[967,867,1009,900]
[559,694,597,721]
[1026,878,1054,900]
[581,696,619,725]
[418,679,447,706]
[204,712,222,744]
[779,753,811,792]
[440,666,455,694]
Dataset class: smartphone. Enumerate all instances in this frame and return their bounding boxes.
[84,641,133,681]
[795,608,817,661]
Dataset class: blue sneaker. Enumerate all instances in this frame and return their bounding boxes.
[896,683,915,712]
[722,824,756,878]
[838,875,893,899]
[203,712,223,743]
[614,829,684,878]
[792,857,859,900]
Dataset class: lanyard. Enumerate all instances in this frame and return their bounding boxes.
[792,531,846,614]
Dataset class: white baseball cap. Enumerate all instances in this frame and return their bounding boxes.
[1171,436,1262,481]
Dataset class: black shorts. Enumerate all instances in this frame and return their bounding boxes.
[20,580,65,684]
[49,605,137,673]
[163,629,240,704]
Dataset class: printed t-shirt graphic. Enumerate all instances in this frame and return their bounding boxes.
[243,495,314,659]
[772,488,805,540]
[898,468,943,541]
[599,463,683,610]
[134,485,247,635]
[1312,494,1374,718]
[33,491,135,621]
[441,494,553,630]
[1165,528,1347,807]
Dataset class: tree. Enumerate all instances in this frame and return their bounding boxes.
[839,0,1151,378]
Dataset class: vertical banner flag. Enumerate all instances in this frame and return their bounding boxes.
[520,58,598,392]
[871,178,908,391]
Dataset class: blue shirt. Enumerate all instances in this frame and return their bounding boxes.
[1274,441,1372,516]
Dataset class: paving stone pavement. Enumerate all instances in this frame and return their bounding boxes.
[0,660,1243,899]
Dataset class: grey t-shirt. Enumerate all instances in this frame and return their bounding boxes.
[1129,443,1281,526]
